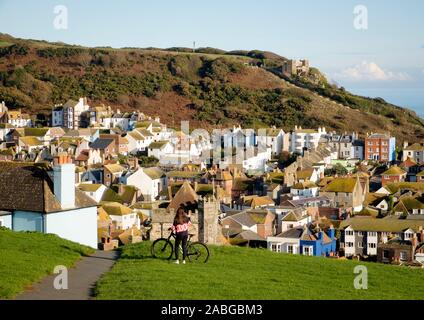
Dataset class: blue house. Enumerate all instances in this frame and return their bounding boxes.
[299,227,337,257]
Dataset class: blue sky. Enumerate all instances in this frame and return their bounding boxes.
[0,0,423,116]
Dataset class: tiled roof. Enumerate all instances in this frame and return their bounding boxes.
[104,164,124,174]
[276,227,304,239]
[382,166,407,176]
[404,143,424,151]
[168,181,199,211]
[20,136,43,146]
[78,183,103,192]
[143,167,165,180]
[101,201,132,216]
[149,141,169,149]
[90,138,114,150]
[340,216,424,232]
[0,162,96,213]
[322,177,357,193]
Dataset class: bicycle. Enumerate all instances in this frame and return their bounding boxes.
[151,230,210,263]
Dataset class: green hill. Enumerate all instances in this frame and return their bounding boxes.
[0,228,94,299]
[0,33,423,143]
[95,241,424,300]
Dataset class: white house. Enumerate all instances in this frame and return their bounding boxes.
[148,140,174,159]
[256,128,288,155]
[101,202,140,231]
[52,98,90,129]
[291,181,319,199]
[77,183,107,203]
[280,211,312,233]
[0,156,98,248]
[121,167,166,202]
[267,227,303,254]
[290,126,326,154]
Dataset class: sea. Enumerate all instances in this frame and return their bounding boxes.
[348,87,424,119]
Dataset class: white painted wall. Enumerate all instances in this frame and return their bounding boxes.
[45,207,98,248]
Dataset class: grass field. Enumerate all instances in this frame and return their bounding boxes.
[95,241,424,300]
[0,228,94,299]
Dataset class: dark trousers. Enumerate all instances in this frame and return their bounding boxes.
[175,231,188,260]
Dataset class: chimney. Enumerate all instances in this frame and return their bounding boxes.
[168,186,173,201]
[53,154,76,209]
[403,141,409,149]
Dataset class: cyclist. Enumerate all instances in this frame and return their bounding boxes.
[172,207,192,264]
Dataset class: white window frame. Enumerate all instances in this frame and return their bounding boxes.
[303,246,313,256]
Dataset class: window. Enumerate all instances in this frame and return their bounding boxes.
[303,246,313,256]
[346,242,354,248]
[287,245,296,254]
[270,243,281,253]
[404,232,413,240]
[356,231,363,236]
[358,242,363,248]
[400,251,407,261]
[383,250,389,259]
[368,232,377,237]
[345,230,354,236]
[368,243,376,249]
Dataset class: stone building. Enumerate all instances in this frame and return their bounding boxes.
[150,181,222,244]
[282,59,310,77]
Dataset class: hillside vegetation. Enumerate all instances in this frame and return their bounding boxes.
[0,228,94,299]
[95,241,424,300]
[0,33,423,142]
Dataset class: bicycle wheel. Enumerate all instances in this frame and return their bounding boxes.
[187,242,210,263]
[151,238,174,260]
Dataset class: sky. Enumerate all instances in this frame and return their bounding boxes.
[0,0,423,116]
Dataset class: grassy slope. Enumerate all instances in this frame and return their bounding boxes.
[0,228,94,299]
[0,33,423,142]
[95,241,424,300]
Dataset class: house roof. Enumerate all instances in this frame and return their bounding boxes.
[0,162,97,213]
[382,166,407,176]
[90,138,114,150]
[296,168,314,180]
[224,210,274,227]
[104,164,124,174]
[244,196,274,208]
[101,201,132,216]
[78,183,104,192]
[292,181,317,190]
[322,177,357,193]
[275,227,304,239]
[98,207,111,222]
[385,182,424,194]
[24,128,49,137]
[340,216,424,233]
[404,143,424,151]
[149,141,169,149]
[168,181,199,211]
[143,167,165,180]
[400,157,417,168]
[20,136,43,146]
[234,230,265,241]
[128,131,145,141]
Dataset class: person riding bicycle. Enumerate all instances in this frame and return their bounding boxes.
[172,207,192,264]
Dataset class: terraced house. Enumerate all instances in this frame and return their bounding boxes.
[403,142,424,164]
[340,216,424,258]
[320,176,365,212]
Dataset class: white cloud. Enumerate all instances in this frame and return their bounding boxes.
[335,61,411,81]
